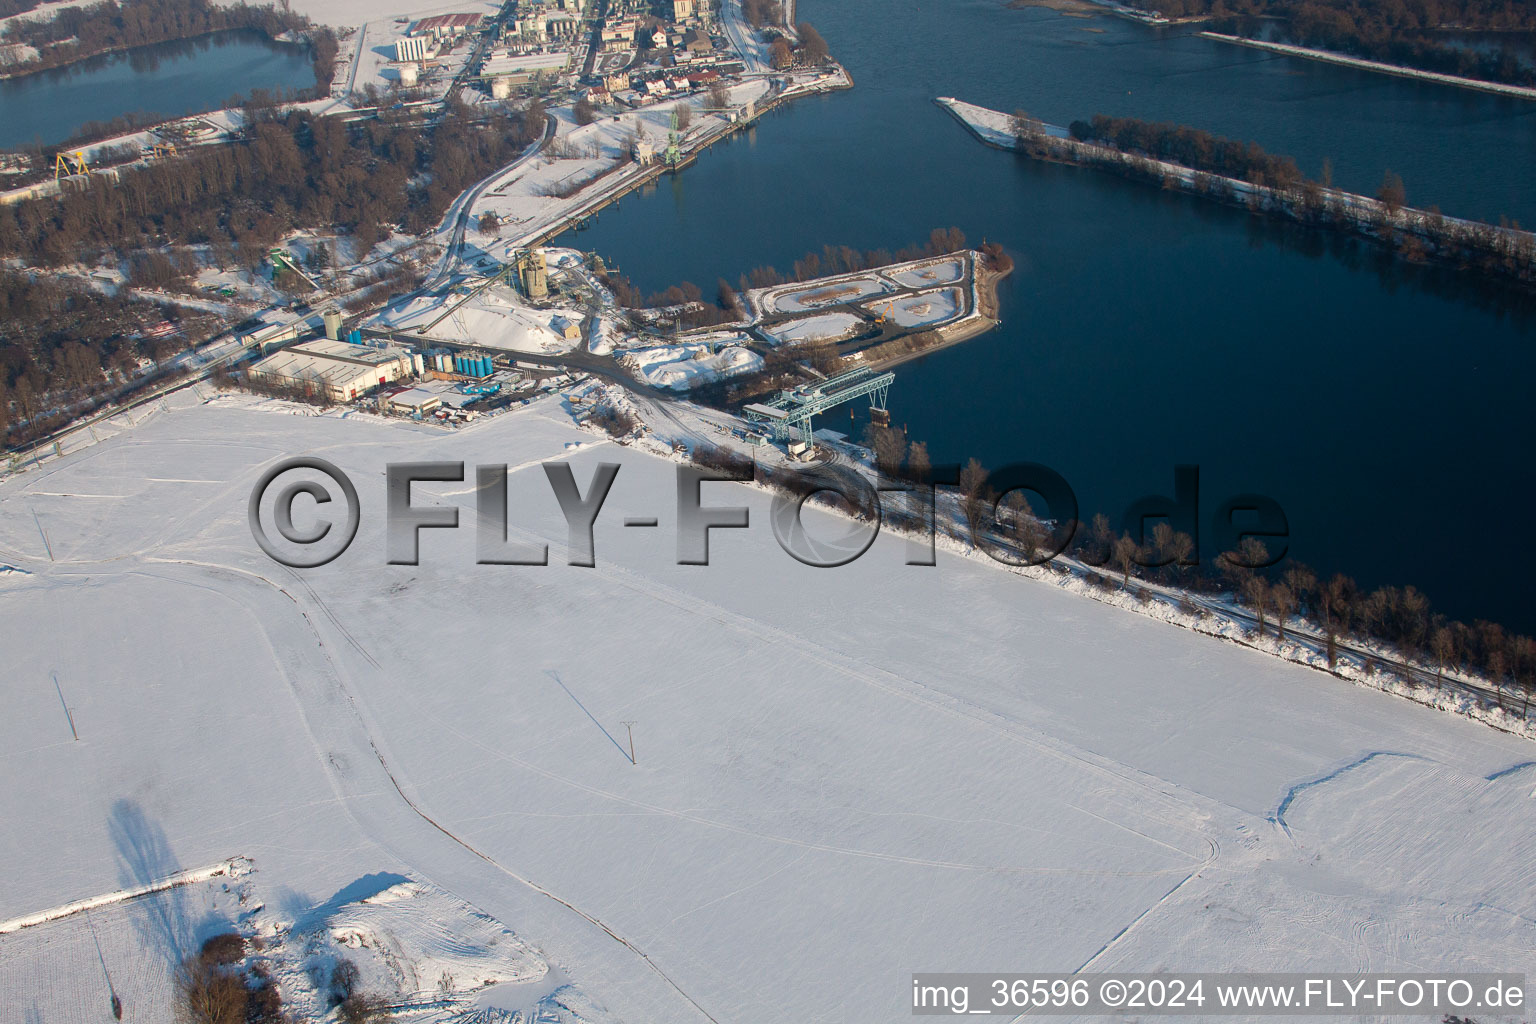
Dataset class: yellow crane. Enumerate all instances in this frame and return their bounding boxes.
[53,151,87,181]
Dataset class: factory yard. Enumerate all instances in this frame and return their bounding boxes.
[378,281,589,355]
[1,397,1533,1023]
[620,339,762,390]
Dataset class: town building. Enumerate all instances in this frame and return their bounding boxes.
[601,18,639,44]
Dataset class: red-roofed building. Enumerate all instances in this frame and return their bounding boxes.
[410,13,483,39]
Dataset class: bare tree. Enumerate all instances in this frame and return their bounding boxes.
[673,103,692,131]
[906,441,930,484]
[863,423,905,479]
[1009,109,1043,147]
[1377,170,1407,220]
[339,993,392,1024]
[1431,625,1455,683]
[769,37,794,69]
[1112,533,1139,588]
[1270,582,1294,641]
[796,22,829,63]
[175,957,244,1024]
[959,457,990,541]
[1242,577,1271,636]
[1004,492,1046,564]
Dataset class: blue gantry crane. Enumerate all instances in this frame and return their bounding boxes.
[744,366,894,444]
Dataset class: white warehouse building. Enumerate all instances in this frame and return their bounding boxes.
[247,339,415,401]
[395,36,431,62]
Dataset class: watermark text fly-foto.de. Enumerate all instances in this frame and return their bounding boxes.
[247,456,1287,570]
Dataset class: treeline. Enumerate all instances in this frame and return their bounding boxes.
[597,274,740,328]
[849,435,1536,712]
[770,21,830,69]
[741,0,783,29]
[1068,522,1536,713]
[737,226,971,293]
[1,0,319,79]
[0,269,218,445]
[1015,112,1536,288]
[686,421,1536,712]
[1126,0,1536,85]
[0,101,544,267]
[1068,115,1305,191]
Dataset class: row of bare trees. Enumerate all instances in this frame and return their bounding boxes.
[940,454,1536,707]
[734,227,971,295]
[1011,113,1536,288]
[769,22,831,69]
[1119,0,1536,86]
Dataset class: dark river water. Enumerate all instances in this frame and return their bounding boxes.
[558,0,1536,631]
[0,29,313,150]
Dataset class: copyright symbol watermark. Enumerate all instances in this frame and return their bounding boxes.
[247,457,360,568]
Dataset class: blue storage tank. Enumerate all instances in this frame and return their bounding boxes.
[478,357,490,378]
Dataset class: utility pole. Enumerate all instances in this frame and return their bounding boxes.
[620,721,636,764]
[83,908,121,1018]
[53,671,77,741]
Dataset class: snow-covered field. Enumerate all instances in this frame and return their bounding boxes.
[2,396,1533,1022]
[871,286,962,328]
[758,273,892,314]
[761,311,862,345]
[883,256,964,290]
[226,0,499,31]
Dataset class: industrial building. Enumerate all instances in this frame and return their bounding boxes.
[395,36,432,62]
[386,388,443,415]
[410,12,484,39]
[247,339,415,401]
[481,51,572,86]
[519,250,549,297]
